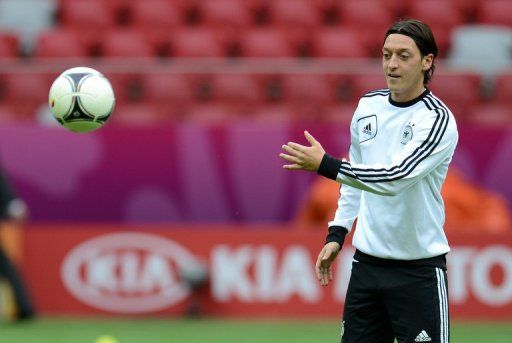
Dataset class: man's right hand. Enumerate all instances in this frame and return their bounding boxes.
[315,241,341,286]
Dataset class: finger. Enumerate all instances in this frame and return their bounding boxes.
[283,164,302,170]
[287,142,308,151]
[281,144,301,156]
[315,253,323,281]
[316,249,328,283]
[320,268,329,286]
[279,153,301,164]
[304,131,318,146]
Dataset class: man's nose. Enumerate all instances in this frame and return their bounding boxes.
[388,55,399,68]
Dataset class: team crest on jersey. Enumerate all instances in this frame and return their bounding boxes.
[358,115,377,143]
[401,123,414,144]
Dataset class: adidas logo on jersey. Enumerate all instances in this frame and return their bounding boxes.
[414,330,432,342]
[362,123,372,135]
[357,114,377,143]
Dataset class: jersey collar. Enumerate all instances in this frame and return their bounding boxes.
[388,88,430,108]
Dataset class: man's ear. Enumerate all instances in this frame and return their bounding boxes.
[422,54,434,71]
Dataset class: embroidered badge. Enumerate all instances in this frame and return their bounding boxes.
[401,123,413,145]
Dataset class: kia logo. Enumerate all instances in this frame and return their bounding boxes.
[61,232,199,313]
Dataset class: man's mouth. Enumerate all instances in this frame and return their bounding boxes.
[388,74,400,79]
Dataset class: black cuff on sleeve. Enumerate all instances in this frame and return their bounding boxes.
[317,153,342,181]
[325,226,348,247]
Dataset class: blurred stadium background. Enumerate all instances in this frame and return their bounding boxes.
[0,0,511,342]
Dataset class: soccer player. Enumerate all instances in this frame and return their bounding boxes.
[280,19,458,343]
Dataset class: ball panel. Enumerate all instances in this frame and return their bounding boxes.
[78,75,115,118]
[62,67,103,76]
[49,77,75,118]
[63,120,104,133]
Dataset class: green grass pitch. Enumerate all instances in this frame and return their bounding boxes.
[1,318,511,343]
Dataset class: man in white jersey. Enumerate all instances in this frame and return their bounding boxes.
[280,19,458,343]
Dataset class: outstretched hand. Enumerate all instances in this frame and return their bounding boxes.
[280,131,325,172]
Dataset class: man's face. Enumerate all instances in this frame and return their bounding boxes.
[382,34,432,99]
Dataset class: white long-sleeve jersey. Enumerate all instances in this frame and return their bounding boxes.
[327,88,458,260]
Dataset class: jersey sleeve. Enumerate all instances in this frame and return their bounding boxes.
[319,107,458,196]
[328,109,362,231]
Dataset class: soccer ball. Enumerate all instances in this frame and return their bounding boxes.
[48,67,115,133]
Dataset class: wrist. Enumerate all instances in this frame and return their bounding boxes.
[325,226,348,247]
[317,153,342,180]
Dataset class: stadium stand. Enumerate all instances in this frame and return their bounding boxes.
[0,0,509,125]
[139,73,194,112]
[493,72,512,104]
[238,28,295,57]
[268,0,322,29]
[169,28,226,57]
[312,28,370,58]
[58,0,116,30]
[477,0,512,27]
[34,29,90,58]
[210,74,264,108]
[407,0,465,56]
[0,73,50,120]
[0,33,20,58]
[428,72,483,120]
[99,29,155,58]
[0,0,55,54]
[199,0,253,30]
[282,74,333,106]
[129,0,182,30]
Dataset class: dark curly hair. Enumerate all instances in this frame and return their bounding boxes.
[385,19,439,84]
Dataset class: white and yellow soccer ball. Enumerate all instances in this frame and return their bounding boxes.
[49,67,115,133]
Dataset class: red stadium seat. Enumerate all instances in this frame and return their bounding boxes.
[210,74,264,106]
[130,0,181,29]
[269,0,322,29]
[350,73,388,101]
[477,0,512,26]
[100,30,155,57]
[0,73,51,120]
[238,28,295,57]
[140,73,194,108]
[170,28,226,57]
[429,72,482,119]
[34,29,90,58]
[106,73,142,104]
[407,0,465,56]
[2,73,49,104]
[493,73,512,104]
[199,0,253,30]
[312,28,370,58]
[59,0,117,29]
[339,0,394,50]
[282,74,333,106]
[0,33,19,58]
